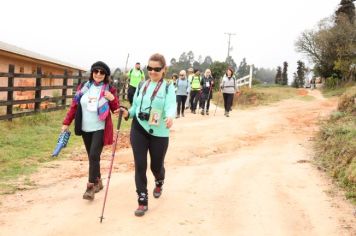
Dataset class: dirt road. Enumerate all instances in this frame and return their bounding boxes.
[0,90,355,236]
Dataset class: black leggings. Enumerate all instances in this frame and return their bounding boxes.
[223,93,234,112]
[82,130,104,183]
[190,90,200,111]
[200,93,211,111]
[128,85,136,105]
[130,118,169,197]
[176,95,187,115]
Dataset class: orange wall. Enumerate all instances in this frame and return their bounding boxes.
[0,53,79,100]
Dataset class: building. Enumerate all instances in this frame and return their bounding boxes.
[0,41,86,105]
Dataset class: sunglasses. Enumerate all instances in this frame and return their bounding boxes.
[147,66,163,72]
[93,69,105,75]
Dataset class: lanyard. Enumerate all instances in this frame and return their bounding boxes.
[139,78,164,113]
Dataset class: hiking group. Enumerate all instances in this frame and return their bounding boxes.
[61,53,240,217]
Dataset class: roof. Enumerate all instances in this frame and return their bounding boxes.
[0,40,86,71]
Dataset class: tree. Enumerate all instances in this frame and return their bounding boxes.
[336,0,356,24]
[291,72,298,88]
[237,58,249,78]
[254,67,276,84]
[295,15,356,81]
[282,62,288,85]
[225,56,237,72]
[296,60,306,87]
[209,61,229,91]
[275,66,282,84]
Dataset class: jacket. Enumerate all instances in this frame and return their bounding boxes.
[63,82,120,146]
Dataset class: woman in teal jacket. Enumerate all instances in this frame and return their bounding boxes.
[121,53,176,217]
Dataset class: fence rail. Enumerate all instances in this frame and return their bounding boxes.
[0,64,127,121]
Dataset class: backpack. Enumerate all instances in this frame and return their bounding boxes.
[129,68,144,78]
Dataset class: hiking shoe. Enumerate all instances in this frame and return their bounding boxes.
[206,111,209,115]
[94,178,103,193]
[134,205,148,217]
[182,113,185,117]
[192,110,196,114]
[83,183,95,200]
[201,110,204,115]
[153,186,162,198]
[176,114,180,118]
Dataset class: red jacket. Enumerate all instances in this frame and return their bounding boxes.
[63,83,120,146]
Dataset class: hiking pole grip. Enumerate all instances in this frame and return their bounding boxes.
[117,109,123,130]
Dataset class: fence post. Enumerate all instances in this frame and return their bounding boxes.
[249,65,253,88]
[77,70,82,92]
[6,64,15,121]
[35,66,42,112]
[62,70,68,107]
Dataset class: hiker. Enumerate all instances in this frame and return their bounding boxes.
[189,69,202,114]
[185,68,194,109]
[127,62,145,105]
[62,61,120,200]
[121,53,176,217]
[199,69,214,115]
[220,67,238,117]
[176,70,190,118]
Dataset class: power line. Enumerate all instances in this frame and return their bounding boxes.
[224,32,236,59]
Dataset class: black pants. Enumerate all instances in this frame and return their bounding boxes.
[176,95,187,115]
[82,130,104,183]
[190,90,200,111]
[223,93,234,112]
[130,118,168,204]
[200,92,211,111]
[128,85,136,105]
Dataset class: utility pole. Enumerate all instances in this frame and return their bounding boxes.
[224,32,236,59]
[124,53,130,73]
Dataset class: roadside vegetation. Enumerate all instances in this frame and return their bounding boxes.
[314,86,356,204]
[0,106,130,194]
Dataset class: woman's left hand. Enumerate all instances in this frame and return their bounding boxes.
[104,91,115,101]
[165,117,173,128]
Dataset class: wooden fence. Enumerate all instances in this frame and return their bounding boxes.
[0,64,127,121]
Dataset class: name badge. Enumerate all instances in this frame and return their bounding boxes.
[87,96,97,112]
[149,108,162,126]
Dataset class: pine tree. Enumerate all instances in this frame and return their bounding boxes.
[296,60,306,87]
[282,62,288,85]
[336,0,355,24]
[275,66,282,84]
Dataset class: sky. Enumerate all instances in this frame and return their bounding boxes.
[0,0,341,78]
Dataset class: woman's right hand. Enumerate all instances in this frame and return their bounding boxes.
[61,125,69,133]
[120,107,129,119]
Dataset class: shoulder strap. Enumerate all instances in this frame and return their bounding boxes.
[129,69,133,77]
[136,80,145,96]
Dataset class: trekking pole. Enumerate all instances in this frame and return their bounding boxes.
[99,108,124,223]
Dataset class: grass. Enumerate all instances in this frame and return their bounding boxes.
[212,85,304,109]
[0,102,131,195]
[314,91,356,204]
[321,82,356,98]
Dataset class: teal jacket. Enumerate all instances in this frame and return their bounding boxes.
[128,79,177,137]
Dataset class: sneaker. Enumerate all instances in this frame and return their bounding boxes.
[134,205,148,217]
[153,180,164,198]
[200,110,204,115]
[192,110,196,114]
[226,112,230,117]
[206,111,209,115]
[153,186,162,198]
[182,113,185,117]
[176,114,180,118]
[83,183,95,200]
[94,178,103,193]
